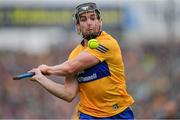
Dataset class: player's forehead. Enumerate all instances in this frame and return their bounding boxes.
[79,11,96,17]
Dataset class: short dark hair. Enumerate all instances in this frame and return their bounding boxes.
[73,2,101,24]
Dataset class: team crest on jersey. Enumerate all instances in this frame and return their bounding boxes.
[112,103,119,110]
[96,44,109,53]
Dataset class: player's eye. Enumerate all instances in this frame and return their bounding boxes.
[80,16,87,22]
[90,15,96,21]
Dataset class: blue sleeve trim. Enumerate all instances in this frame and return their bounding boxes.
[76,61,111,83]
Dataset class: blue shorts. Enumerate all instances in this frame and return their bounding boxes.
[79,107,134,120]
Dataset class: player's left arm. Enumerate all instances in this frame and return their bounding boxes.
[29,69,78,102]
[39,51,100,76]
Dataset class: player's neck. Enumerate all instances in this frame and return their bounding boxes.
[84,39,88,47]
[80,39,88,47]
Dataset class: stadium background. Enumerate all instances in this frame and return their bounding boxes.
[0,0,179,119]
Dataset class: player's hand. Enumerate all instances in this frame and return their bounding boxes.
[38,64,51,75]
[28,68,46,81]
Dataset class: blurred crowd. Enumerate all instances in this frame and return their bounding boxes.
[0,38,180,119]
[0,43,79,119]
[123,41,180,119]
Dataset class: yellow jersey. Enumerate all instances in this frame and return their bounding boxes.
[69,31,134,117]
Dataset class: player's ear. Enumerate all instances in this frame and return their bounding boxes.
[99,19,102,30]
[76,24,81,35]
[100,19,102,27]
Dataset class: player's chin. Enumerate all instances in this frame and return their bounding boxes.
[85,31,97,36]
[84,31,93,35]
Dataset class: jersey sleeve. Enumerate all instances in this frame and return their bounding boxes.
[68,51,74,60]
[68,45,81,60]
[84,39,113,62]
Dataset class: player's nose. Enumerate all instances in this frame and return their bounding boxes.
[87,18,93,25]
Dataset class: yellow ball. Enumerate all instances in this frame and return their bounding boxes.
[88,39,99,49]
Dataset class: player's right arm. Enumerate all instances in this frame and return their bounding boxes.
[38,51,100,76]
[29,68,78,102]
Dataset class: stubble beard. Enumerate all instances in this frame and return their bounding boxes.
[82,29,101,40]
